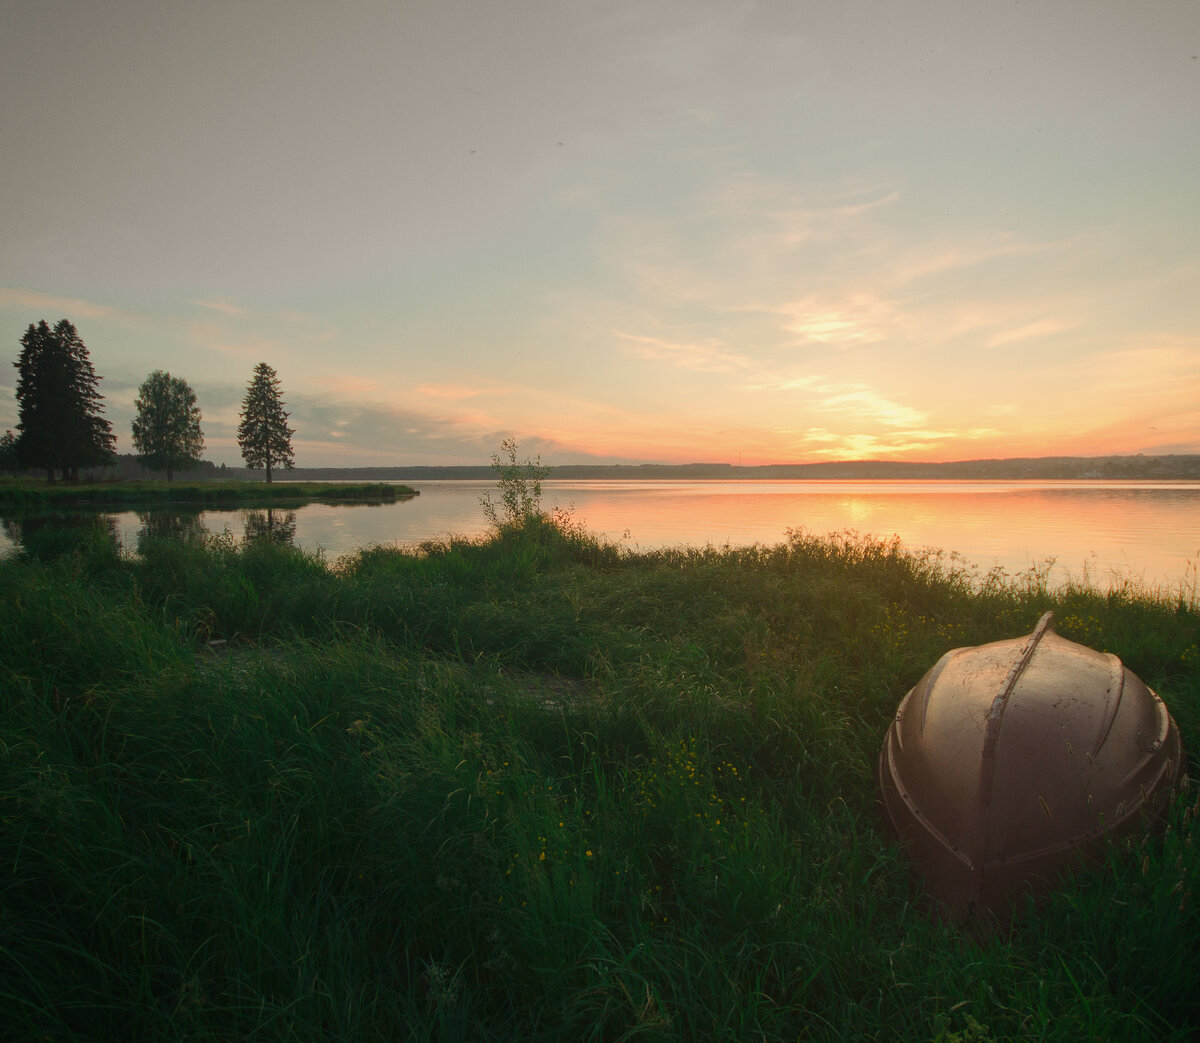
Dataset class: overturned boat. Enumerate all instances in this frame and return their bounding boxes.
[879,611,1184,922]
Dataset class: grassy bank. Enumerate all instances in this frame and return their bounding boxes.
[1,519,1197,1040]
[0,478,415,508]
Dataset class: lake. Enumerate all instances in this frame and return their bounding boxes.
[2,479,1198,597]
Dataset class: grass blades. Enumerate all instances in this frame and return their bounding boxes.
[1,523,1197,1040]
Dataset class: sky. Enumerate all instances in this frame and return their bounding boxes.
[2,0,1198,468]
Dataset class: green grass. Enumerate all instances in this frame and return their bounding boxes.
[0,477,414,508]
[1,518,1197,1040]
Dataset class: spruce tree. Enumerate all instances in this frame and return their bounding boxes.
[236,362,295,483]
[131,370,205,480]
[13,319,116,480]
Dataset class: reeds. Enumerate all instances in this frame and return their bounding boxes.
[1,523,1197,1039]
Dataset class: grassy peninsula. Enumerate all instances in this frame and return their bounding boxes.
[1,517,1197,1040]
[0,477,415,509]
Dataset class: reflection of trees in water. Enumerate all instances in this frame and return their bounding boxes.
[136,510,209,551]
[1,506,299,559]
[242,507,297,546]
[0,510,121,560]
[137,507,296,550]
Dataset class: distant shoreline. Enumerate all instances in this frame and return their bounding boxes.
[70,452,1200,484]
[274,454,1200,483]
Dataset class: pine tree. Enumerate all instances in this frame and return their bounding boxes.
[131,370,205,481]
[13,319,116,481]
[236,362,295,483]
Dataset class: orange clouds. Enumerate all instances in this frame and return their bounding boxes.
[0,288,132,322]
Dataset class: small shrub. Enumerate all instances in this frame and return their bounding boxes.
[480,438,551,530]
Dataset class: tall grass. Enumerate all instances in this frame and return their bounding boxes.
[1,521,1197,1039]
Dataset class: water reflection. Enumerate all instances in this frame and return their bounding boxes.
[136,509,210,548]
[134,507,299,551]
[2,481,1196,595]
[241,508,298,546]
[1,504,301,559]
[0,510,121,561]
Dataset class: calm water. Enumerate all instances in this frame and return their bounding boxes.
[2,480,1198,596]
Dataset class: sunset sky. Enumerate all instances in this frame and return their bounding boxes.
[2,0,1198,468]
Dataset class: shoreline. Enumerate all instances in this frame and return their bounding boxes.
[0,478,416,508]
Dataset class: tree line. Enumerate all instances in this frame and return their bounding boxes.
[4,319,297,482]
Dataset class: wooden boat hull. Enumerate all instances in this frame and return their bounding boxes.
[879,612,1184,922]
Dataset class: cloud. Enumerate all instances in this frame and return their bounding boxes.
[415,383,488,401]
[192,298,248,317]
[0,287,136,322]
[616,331,751,373]
[582,174,904,326]
[987,318,1074,347]
[321,375,385,395]
[776,292,902,346]
[587,163,1095,379]
[818,389,928,429]
[885,234,1057,287]
[794,427,957,460]
[187,322,292,361]
[766,191,902,248]
[178,300,341,373]
[1088,339,1200,395]
[268,390,536,467]
[743,373,928,430]
[698,173,898,233]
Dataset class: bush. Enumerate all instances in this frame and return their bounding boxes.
[479,438,550,531]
